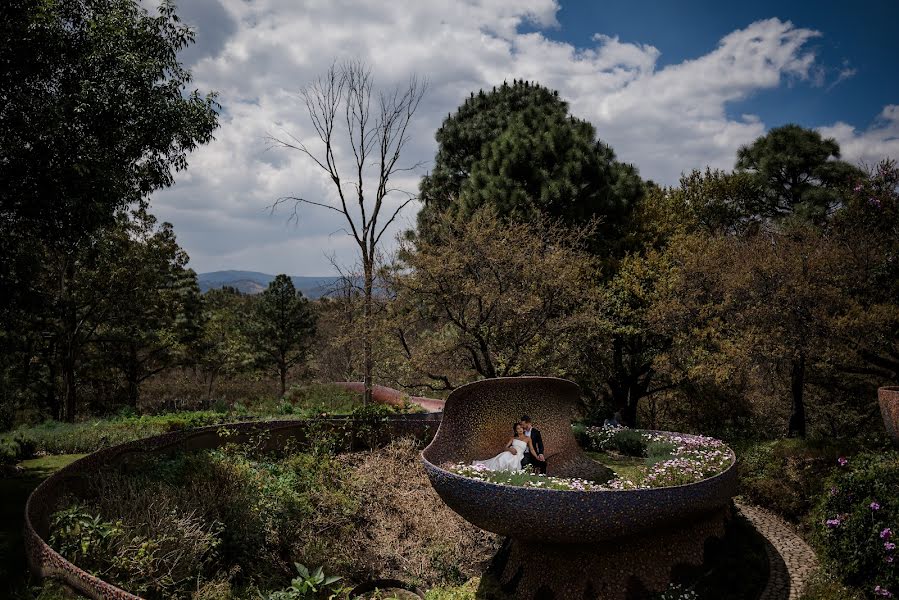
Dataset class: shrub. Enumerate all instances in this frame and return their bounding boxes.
[798,571,865,600]
[49,502,222,599]
[610,429,648,457]
[737,439,842,523]
[646,440,677,462]
[810,452,899,597]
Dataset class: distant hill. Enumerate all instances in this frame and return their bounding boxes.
[197,271,341,299]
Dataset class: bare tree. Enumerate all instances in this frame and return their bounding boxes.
[270,60,426,404]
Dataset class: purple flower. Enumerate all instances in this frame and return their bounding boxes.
[871,501,882,511]
[886,542,897,551]
[838,457,848,466]
[882,528,893,540]
[829,486,839,496]
[874,585,893,597]
[887,556,895,564]
[826,518,842,528]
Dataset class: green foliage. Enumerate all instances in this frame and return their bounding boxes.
[250,275,316,396]
[50,501,222,598]
[645,440,677,462]
[609,429,648,457]
[810,452,899,595]
[798,571,865,600]
[262,563,344,600]
[735,124,861,225]
[395,209,599,386]
[49,504,123,569]
[737,439,844,522]
[416,80,643,257]
[0,431,37,466]
[0,0,219,422]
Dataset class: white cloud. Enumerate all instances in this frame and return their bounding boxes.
[818,105,899,168]
[149,1,896,274]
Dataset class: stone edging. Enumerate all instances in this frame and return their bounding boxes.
[25,415,441,600]
[735,501,820,600]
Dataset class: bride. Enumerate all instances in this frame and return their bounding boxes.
[473,422,537,472]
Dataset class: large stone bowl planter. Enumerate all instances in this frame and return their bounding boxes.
[880,386,899,444]
[421,377,737,600]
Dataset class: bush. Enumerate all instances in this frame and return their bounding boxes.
[610,429,648,457]
[810,452,898,597]
[798,571,865,600]
[737,439,843,523]
[0,431,37,467]
[50,502,222,599]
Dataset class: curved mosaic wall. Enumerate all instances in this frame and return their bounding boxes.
[25,414,441,600]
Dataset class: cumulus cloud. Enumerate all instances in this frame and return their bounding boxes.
[148,0,895,275]
[818,105,899,168]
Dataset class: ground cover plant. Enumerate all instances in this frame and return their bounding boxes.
[44,437,496,599]
[444,429,733,491]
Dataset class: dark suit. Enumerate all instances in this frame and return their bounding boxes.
[521,427,546,474]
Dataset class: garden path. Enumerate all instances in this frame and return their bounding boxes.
[735,502,819,600]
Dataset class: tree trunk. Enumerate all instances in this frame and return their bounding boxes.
[126,342,140,407]
[788,353,807,437]
[362,259,374,406]
[61,257,77,423]
[62,350,76,423]
[279,359,287,398]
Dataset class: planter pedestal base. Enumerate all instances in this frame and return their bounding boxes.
[484,507,730,600]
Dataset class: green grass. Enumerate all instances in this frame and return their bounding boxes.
[0,385,376,458]
[1,454,88,599]
[587,451,646,481]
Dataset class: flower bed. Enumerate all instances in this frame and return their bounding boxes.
[444,430,733,491]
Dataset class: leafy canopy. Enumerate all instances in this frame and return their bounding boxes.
[416,80,643,256]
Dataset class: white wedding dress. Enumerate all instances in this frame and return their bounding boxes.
[473,438,527,472]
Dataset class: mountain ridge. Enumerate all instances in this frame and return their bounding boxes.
[197,270,341,299]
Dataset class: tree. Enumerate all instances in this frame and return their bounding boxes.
[96,210,203,407]
[0,0,219,420]
[195,288,255,401]
[251,275,316,396]
[270,61,426,404]
[415,80,643,258]
[735,124,860,224]
[392,210,599,389]
[656,229,854,437]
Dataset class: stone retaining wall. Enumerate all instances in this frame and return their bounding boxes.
[25,414,441,600]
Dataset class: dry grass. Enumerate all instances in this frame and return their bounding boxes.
[337,439,498,588]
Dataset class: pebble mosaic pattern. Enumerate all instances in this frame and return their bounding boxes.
[737,502,820,600]
[25,415,441,600]
[879,387,899,445]
[491,508,730,600]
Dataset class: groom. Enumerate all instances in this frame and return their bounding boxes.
[519,415,546,474]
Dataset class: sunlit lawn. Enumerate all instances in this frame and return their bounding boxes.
[587,451,646,481]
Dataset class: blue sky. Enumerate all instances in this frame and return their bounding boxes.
[548,0,899,133]
[147,0,899,275]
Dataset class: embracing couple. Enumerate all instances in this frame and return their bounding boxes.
[473,415,546,474]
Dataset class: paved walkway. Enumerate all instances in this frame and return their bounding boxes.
[735,502,819,600]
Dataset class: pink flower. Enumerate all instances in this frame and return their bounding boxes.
[838,457,848,466]
[871,501,882,511]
